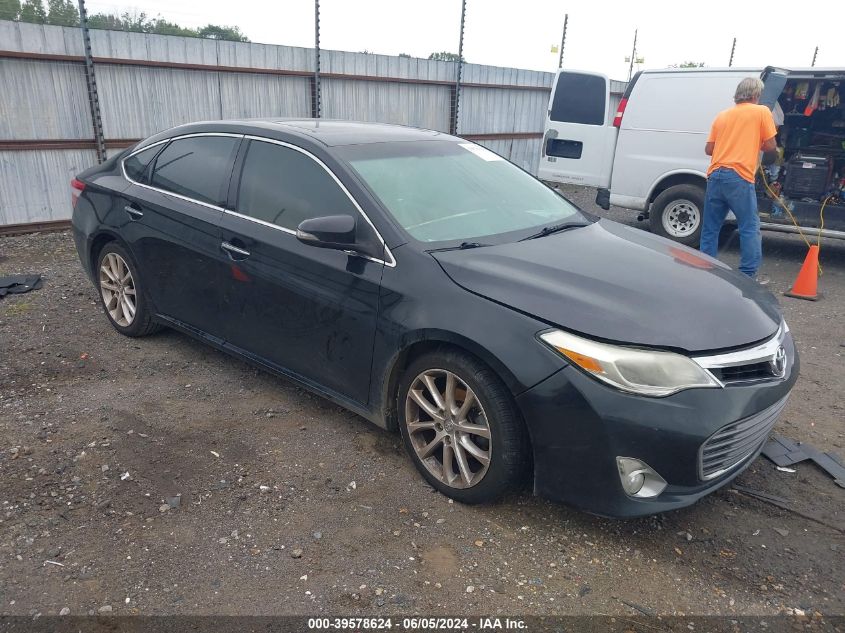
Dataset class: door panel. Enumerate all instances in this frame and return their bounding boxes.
[218,212,383,404]
[122,184,229,339]
[538,70,617,188]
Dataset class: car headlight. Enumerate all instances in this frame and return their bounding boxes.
[539,329,721,397]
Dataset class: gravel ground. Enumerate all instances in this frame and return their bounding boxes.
[0,193,843,618]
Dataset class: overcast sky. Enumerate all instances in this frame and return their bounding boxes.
[86,0,845,79]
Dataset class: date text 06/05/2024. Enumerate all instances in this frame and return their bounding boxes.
[306,617,528,630]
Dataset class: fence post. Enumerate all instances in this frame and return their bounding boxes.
[558,14,568,68]
[77,0,106,162]
[312,0,322,118]
[450,0,466,136]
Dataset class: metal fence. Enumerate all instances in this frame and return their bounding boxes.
[0,19,623,229]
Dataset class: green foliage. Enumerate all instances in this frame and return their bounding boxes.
[428,51,463,62]
[18,0,46,23]
[0,0,22,21]
[398,53,411,58]
[8,1,250,42]
[671,61,705,68]
[46,0,77,26]
[197,23,248,42]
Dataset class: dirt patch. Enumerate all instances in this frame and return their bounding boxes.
[0,228,842,617]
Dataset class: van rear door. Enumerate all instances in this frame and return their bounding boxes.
[537,70,617,188]
[759,66,790,109]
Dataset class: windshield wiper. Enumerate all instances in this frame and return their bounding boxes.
[518,221,589,241]
[428,241,491,253]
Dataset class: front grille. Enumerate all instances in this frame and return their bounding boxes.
[699,396,789,480]
[711,361,777,383]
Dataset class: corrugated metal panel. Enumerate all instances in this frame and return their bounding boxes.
[473,138,542,175]
[463,63,553,88]
[321,50,455,82]
[0,149,97,224]
[219,74,311,119]
[96,65,222,139]
[321,79,451,132]
[610,79,628,95]
[0,59,92,139]
[459,86,547,135]
[89,28,219,65]
[1,21,83,55]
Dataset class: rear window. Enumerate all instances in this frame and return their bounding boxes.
[123,145,161,183]
[550,72,606,126]
[150,136,239,206]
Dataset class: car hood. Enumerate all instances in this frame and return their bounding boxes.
[432,220,782,353]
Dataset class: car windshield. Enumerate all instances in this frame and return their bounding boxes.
[339,140,587,244]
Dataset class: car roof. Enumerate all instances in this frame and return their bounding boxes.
[137,118,452,150]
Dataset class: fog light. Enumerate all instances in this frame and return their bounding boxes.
[616,457,668,498]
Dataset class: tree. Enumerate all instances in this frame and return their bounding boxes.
[197,24,249,42]
[149,18,196,38]
[18,0,46,23]
[46,0,78,26]
[670,61,705,68]
[428,51,462,62]
[398,53,411,58]
[0,0,21,21]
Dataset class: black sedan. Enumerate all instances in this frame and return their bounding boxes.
[71,120,798,517]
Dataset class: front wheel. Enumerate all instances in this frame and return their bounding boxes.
[649,184,705,247]
[397,350,529,504]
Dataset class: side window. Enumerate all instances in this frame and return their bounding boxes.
[150,136,239,205]
[123,145,161,183]
[236,140,359,231]
[550,72,607,125]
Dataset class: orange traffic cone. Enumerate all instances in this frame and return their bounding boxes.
[784,245,821,301]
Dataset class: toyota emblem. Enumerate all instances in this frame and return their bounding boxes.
[769,346,787,378]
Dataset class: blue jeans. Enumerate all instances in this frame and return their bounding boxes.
[700,167,762,277]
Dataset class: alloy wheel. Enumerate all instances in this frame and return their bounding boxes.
[662,199,700,237]
[404,369,491,489]
[99,252,136,327]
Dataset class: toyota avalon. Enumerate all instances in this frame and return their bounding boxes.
[71,120,798,517]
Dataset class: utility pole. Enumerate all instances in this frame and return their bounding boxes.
[728,37,736,67]
[313,0,321,118]
[558,14,568,68]
[627,29,637,81]
[811,46,818,67]
[451,0,466,135]
[77,0,106,163]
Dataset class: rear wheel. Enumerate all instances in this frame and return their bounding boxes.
[397,350,529,504]
[96,242,161,337]
[649,184,705,246]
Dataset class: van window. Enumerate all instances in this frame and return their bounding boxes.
[550,73,606,126]
[150,136,239,205]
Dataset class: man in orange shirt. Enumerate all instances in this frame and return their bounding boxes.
[700,77,778,279]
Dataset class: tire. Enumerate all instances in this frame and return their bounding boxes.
[397,349,529,504]
[95,242,161,337]
[649,184,705,247]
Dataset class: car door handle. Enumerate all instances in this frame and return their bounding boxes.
[221,241,251,259]
[124,204,143,219]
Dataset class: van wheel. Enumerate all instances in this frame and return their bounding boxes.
[649,184,705,246]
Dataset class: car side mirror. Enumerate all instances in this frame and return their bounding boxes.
[296,215,357,251]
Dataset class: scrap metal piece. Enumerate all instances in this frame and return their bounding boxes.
[762,434,845,488]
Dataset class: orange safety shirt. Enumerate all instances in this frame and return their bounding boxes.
[706,103,777,183]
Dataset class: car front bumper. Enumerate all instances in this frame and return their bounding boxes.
[516,333,799,517]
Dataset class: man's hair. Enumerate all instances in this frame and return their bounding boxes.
[734,77,764,103]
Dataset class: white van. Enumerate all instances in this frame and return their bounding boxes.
[538,67,845,245]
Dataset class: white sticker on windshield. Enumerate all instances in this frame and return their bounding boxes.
[459,143,503,161]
